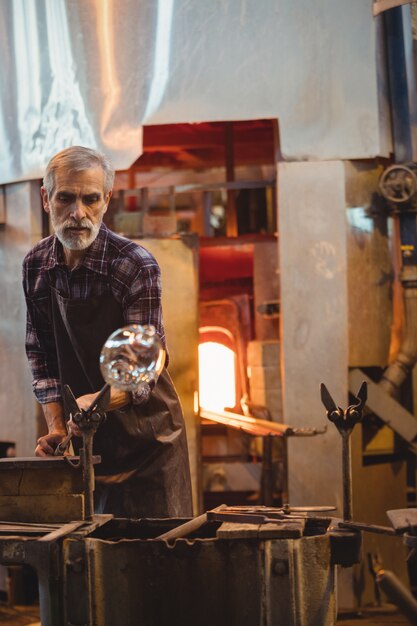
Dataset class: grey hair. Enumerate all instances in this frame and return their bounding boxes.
[43,146,115,196]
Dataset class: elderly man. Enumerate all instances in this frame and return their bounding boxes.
[22,146,193,518]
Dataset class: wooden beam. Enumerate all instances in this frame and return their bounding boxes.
[142,122,275,150]
[373,0,415,16]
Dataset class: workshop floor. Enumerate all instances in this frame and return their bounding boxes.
[337,606,409,625]
[0,604,40,625]
[0,604,411,626]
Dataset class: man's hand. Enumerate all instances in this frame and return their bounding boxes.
[35,431,67,456]
[36,390,132,451]
[76,389,129,413]
[76,393,97,412]
[69,393,100,437]
[37,401,68,456]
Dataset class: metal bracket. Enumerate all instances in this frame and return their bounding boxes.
[349,369,417,452]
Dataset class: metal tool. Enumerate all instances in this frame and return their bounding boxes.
[386,508,417,533]
[320,381,367,521]
[201,406,327,437]
[206,505,332,524]
[207,510,290,525]
[54,384,111,457]
[156,504,336,542]
[391,511,417,567]
[215,504,336,516]
[55,383,110,520]
[338,520,396,535]
[53,427,73,456]
[156,505,228,542]
[368,550,417,624]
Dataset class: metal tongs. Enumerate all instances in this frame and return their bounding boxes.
[54,383,111,520]
[320,381,367,521]
[54,383,110,456]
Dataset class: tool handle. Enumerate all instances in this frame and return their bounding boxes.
[207,511,268,524]
[157,513,208,541]
[157,505,227,541]
[339,520,396,535]
[54,432,73,456]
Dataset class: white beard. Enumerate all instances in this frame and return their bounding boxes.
[51,215,101,250]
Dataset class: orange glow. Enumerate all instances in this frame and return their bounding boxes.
[198,342,236,411]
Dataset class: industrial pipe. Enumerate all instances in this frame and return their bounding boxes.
[380,266,417,396]
[377,162,417,396]
[379,179,417,398]
[376,568,417,624]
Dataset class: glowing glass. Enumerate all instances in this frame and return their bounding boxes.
[100,324,165,391]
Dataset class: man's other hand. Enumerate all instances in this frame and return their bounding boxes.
[35,431,67,456]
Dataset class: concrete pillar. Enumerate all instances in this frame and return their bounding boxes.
[278,161,348,513]
[134,237,201,514]
[0,181,43,455]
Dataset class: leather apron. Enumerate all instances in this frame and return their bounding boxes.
[50,284,193,518]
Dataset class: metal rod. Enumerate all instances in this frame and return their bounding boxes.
[376,569,417,623]
[156,505,227,541]
[81,432,95,521]
[342,431,353,521]
[156,513,208,542]
[339,521,396,535]
[86,383,110,413]
[261,435,274,506]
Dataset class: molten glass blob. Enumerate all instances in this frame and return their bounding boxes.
[198,342,236,411]
[100,325,165,391]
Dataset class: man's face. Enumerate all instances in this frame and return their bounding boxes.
[41,167,111,251]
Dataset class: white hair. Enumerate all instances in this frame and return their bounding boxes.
[43,146,115,196]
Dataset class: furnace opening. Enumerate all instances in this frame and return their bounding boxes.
[198,337,237,412]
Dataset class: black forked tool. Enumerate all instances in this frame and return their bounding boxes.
[55,383,111,520]
[320,381,367,521]
[55,384,110,456]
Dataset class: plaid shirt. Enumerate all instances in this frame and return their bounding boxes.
[22,223,166,405]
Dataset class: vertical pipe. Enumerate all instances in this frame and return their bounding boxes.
[225,122,237,236]
[261,435,274,506]
[169,185,175,215]
[202,190,213,236]
[126,168,137,211]
[342,431,353,521]
[140,187,149,213]
[384,6,417,161]
[37,563,63,626]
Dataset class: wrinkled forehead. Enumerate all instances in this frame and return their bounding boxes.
[52,166,107,195]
